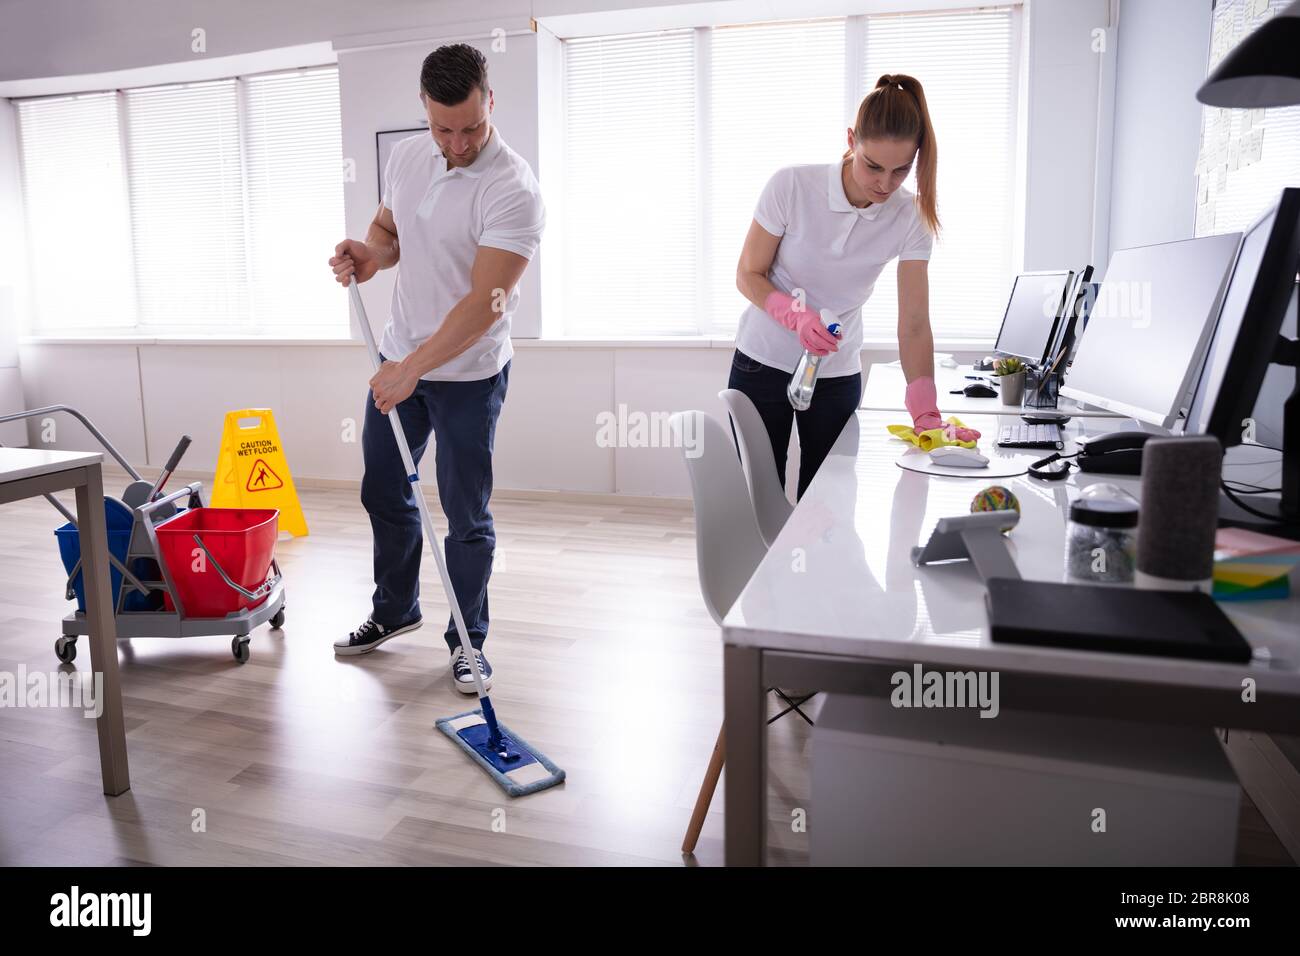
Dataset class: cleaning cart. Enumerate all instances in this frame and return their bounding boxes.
[0,405,286,663]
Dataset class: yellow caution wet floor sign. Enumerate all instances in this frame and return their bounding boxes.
[211,408,308,537]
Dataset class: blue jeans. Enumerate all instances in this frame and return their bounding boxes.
[361,359,509,652]
[727,349,861,500]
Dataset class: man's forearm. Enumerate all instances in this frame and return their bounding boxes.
[366,222,400,269]
[399,293,499,377]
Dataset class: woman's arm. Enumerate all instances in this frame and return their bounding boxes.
[736,219,782,310]
[736,220,840,355]
[897,259,979,440]
[897,259,934,384]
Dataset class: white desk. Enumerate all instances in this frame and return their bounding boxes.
[0,448,130,795]
[862,362,1124,418]
[720,410,1300,865]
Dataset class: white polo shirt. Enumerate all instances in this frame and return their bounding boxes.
[734,162,933,377]
[380,127,545,381]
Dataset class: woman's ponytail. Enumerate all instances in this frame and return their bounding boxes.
[848,73,940,235]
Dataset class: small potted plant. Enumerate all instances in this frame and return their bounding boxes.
[993,357,1026,406]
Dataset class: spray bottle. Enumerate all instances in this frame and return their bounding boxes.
[786,308,842,411]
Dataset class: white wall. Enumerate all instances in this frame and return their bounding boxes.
[1107,0,1212,256]
[0,99,26,445]
[1020,0,1109,271]
[15,339,740,495]
[0,0,523,82]
[4,0,1150,496]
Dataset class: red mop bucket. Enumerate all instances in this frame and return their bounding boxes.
[155,508,279,617]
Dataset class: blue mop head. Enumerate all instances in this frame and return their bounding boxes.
[436,708,566,797]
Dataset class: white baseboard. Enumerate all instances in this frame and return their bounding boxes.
[94,462,692,510]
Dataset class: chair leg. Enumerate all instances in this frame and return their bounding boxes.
[769,688,817,726]
[682,723,726,854]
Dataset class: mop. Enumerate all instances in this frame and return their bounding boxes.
[347,281,566,797]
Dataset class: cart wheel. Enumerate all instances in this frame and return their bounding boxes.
[55,636,77,664]
[269,608,285,629]
[232,637,251,664]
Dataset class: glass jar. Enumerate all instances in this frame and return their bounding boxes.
[1065,483,1140,584]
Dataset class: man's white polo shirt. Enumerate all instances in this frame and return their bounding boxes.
[380,127,545,382]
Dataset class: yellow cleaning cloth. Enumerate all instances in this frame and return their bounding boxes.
[887,416,978,452]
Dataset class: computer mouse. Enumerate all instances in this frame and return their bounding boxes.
[938,355,958,368]
[929,446,989,468]
[963,382,998,398]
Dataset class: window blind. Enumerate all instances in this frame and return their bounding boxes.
[859,8,1017,343]
[17,92,136,332]
[16,67,345,336]
[707,18,847,335]
[562,30,698,336]
[560,9,1018,341]
[243,68,346,333]
[124,79,247,331]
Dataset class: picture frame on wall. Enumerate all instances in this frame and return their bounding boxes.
[375,127,428,203]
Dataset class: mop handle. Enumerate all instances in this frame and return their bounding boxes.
[346,280,490,702]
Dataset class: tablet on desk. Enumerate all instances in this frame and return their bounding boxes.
[985,578,1253,664]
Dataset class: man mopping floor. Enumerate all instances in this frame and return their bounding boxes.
[328,43,545,694]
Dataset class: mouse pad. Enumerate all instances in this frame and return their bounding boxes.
[894,445,1038,479]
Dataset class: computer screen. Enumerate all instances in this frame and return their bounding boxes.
[1059,232,1242,429]
[1044,267,1095,373]
[1183,207,1277,439]
[994,271,1072,367]
[1183,189,1300,447]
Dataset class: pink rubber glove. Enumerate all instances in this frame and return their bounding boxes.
[765,291,840,357]
[941,421,982,443]
[905,376,981,442]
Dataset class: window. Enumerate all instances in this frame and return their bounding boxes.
[561,31,699,336]
[16,67,344,336]
[858,10,1017,341]
[707,19,847,336]
[16,93,136,332]
[560,9,1019,342]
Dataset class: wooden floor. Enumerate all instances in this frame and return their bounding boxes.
[0,472,1290,866]
[0,473,822,866]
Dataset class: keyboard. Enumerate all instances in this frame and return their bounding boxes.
[997,422,1064,449]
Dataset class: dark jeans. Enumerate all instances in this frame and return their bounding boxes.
[361,358,509,653]
[727,349,862,500]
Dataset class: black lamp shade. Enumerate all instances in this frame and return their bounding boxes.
[1197,8,1300,107]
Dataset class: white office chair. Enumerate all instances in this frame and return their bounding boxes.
[718,388,793,548]
[670,410,815,856]
[672,410,768,623]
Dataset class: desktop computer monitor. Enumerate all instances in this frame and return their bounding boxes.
[993,270,1073,367]
[1059,232,1242,429]
[1182,188,1300,529]
[1044,266,1095,373]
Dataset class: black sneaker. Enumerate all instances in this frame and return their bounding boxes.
[450,647,493,693]
[333,616,422,656]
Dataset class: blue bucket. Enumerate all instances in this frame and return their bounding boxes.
[54,497,134,612]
